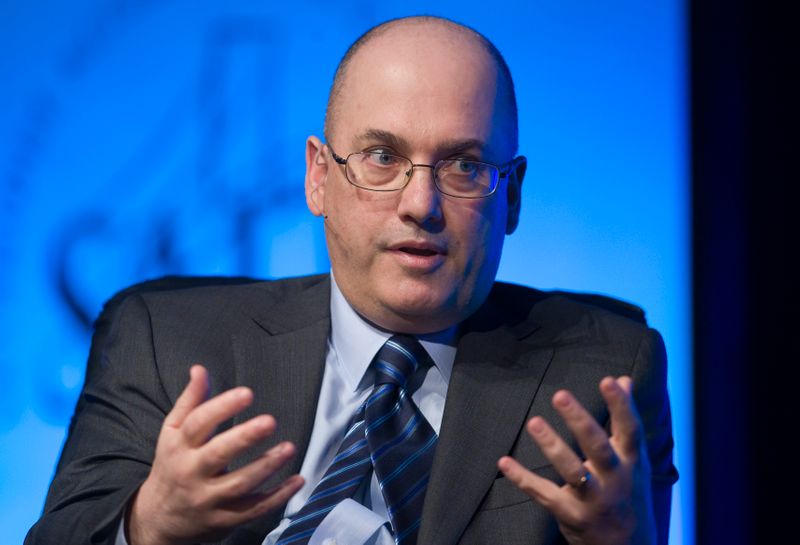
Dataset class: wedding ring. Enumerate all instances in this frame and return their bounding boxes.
[571,470,591,491]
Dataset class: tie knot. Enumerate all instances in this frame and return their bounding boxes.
[372,334,430,388]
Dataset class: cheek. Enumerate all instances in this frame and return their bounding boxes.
[323,191,361,262]
[464,199,508,256]
[324,189,394,263]
[325,215,373,267]
[449,203,507,284]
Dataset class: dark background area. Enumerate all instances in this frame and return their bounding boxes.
[693,0,794,542]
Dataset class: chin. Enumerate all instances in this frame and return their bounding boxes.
[386,279,453,310]
[377,289,463,332]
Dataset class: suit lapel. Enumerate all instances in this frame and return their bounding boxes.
[227,277,331,540]
[418,300,554,545]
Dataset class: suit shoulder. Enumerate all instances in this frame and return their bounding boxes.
[488,281,653,347]
[97,274,328,329]
[490,281,647,325]
[485,283,664,387]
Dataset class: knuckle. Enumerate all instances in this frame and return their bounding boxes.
[181,417,200,440]
[522,485,542,501]
[255,491,282,512]
[568,467,587,485]
[158,438,180,458]
[578,415,598,432]
[241,426,265,447]
[204,511,228,529]
[536,429,559,450]
[172,463,195,484]
[188,491,213,513]
[589,438,614,459]
[257,455,281,478]
[505,463,523,482]
[227,474,252,497]
[517,478,540,499]
[205,449,228,470]
[264,448,286,468]
[570,515,591,533]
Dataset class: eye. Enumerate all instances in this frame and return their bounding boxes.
[454,159,480,175]
[365,150,401,167]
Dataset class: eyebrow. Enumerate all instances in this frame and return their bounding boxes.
[353,128,493,159]
[354,129,408,150]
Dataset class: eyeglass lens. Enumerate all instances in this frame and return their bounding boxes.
[346,152,497,197]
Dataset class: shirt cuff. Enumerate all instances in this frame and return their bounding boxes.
[114,515,129,545]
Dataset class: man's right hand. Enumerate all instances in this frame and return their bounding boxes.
[127,365,305,545]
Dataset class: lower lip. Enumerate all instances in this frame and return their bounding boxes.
[388,249,446,271]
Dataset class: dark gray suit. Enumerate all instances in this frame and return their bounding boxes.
[26,274,677,545]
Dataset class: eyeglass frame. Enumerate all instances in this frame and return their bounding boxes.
[325,144,522,199]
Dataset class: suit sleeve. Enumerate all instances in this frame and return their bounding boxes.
[25,294,172,545]
[630,328,679,545]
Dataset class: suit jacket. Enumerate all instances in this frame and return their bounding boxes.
[26,274,677,545]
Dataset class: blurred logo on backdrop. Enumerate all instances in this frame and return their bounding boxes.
[1,3,330,429]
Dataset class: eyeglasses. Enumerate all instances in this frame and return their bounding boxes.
[327,145,516,199]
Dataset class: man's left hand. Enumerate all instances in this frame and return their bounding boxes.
[498,376,657,545]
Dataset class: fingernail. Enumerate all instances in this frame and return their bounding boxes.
[237,387,252,399]
[555,394,571,408]
[529,418,545,434]
[277,442,294,456]
[497,457,511,472]
[255,415,272,429]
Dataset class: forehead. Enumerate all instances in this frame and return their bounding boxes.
[331,24,511,159]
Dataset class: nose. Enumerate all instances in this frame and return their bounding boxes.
[396,164,443,227]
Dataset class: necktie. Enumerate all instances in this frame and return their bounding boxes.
[366,335,438,543]
[276,335,438,545]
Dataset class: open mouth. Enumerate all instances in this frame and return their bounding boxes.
[399,247,438,257]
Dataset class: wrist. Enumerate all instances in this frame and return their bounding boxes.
[127,480,178,545]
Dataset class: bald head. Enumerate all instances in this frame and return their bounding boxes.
[324,16,519,155]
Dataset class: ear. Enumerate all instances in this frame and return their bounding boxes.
[305,135,328,217]
[505,155,526,235]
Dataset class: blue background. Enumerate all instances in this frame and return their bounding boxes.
[0,1,690,543]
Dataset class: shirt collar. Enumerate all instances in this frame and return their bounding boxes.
[329,272,457,392]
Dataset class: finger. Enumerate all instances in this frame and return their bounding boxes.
[182,386,254,446]
[247,474,305,515]
[164,365,210,428]
[217,474,305,523]
[526,416,591,487]
[198,414,277,475]
[498,456,579,525]
[212,442,298,501]
[600,376,643,456]
[551,390,619,471]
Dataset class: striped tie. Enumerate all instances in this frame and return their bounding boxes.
[276,335,437,545]
[366,334,438,544]
[275,407,371,545]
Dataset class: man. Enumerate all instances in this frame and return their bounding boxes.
[26,15,677,545]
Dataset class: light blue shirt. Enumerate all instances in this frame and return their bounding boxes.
[264,274,456,544]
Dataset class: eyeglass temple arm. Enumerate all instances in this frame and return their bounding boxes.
[325,145,348,165]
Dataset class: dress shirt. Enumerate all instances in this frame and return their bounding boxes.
[264,273,456,544]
